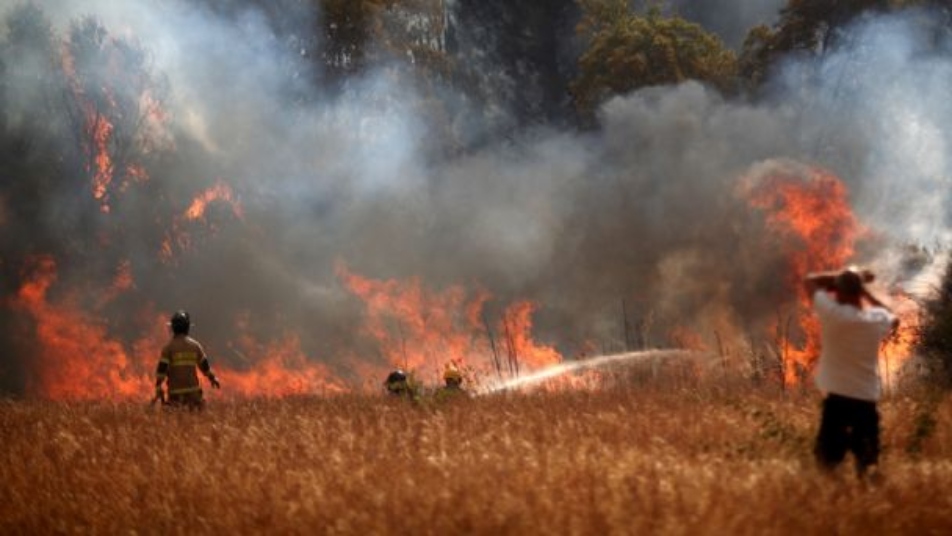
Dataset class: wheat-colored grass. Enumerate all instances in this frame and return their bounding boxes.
[1,383,950,535]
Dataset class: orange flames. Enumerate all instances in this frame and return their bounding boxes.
[744,164,863,382]
[161,180,244,263]
[743,161,916,384]
[745,165,864,284]
[878,290,920,389]
[184,181,244,221]
[10,257,349,400]
[89,111,115,211]
[498,300,563,372]
[219,313,348,397]
[60,29,168,214]
[11,252,562,400]
[62,44,117,213]
[10,256,154,399]
[336,262,561,384]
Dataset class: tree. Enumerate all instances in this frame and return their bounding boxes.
[0,6,170,293]
[570,3,737,122]
[320,0,379,80]
[918,254,952,388]
[736,0,942,90]
[61,16,169,211]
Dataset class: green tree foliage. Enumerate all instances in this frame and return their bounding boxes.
[570,2,737,122]
[918,254,952,388]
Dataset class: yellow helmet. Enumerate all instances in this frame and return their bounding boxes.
[443,366,462,382]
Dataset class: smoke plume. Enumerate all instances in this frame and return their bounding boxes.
[0,1,949,395]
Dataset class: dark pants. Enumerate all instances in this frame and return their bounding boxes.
[167,390,204,410]
[814,394,880,477]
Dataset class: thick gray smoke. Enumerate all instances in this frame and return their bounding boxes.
[1,1,949,394]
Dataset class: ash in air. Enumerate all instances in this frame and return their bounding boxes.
[0,1,949,396]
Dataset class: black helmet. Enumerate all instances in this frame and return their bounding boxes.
[170,310,191,335]
[385,369,409,394]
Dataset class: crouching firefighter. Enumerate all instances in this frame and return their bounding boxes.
[436,364,469,401]
[385,369,411,397]
[154,310,221,409]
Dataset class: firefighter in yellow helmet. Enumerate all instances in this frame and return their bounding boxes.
[435,363,470,401]
[443,365,463,390]
[154,310,220,409]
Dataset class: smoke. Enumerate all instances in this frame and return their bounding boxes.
[662,0,786,49]
[1,1,951,395]
[821,12,952,249]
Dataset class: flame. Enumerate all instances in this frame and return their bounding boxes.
[90,114,115,211]
[743,163,864,382]
[10,256,154,399]
[336,262,491,376]
[185,181,243,221]
[498,301,562,371]
[160,180,244,263]
[878,290,920,389]
[159,237,176,263]
[95,259,135,308]
[220,313,348,397]
[745,165,863,284]
[10,257,351,400]
[60,28,167,214]
[742,161,919,384]
[336,262,561,383]
[60,45,116,213]
[121,164,150,192]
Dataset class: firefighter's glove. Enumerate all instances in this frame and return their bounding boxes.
[209,375,221,389]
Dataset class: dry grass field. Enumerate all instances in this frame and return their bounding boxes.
[2,382,951,535]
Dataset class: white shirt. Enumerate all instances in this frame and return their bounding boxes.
[813,290,896,401]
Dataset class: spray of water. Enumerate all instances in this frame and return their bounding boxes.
[480,349,712,395]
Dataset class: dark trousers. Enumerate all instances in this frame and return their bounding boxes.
[814,393,880,476]
[167,390,204,410]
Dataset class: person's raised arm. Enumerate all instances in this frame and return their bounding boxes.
[861,286,901,331]
[804,271,839,301]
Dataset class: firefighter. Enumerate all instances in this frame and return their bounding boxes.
[154,310,220,409]
[442,365,463,391]
[384,369,411,397]
[435,363,470,401]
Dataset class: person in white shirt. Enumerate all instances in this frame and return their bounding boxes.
[804,267,899,480]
